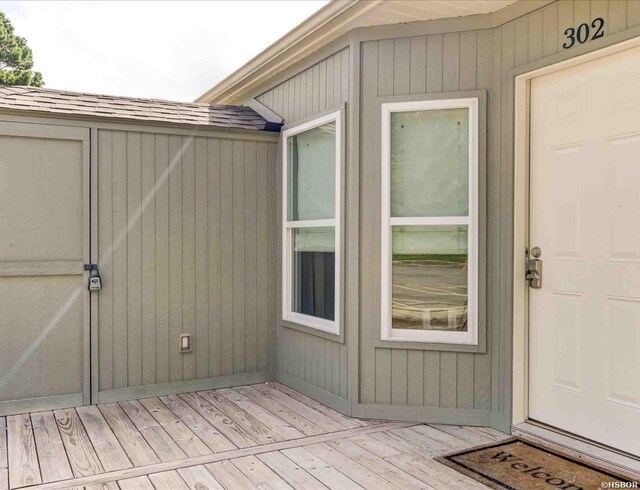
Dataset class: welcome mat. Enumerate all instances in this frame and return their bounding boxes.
[437,438,636,490]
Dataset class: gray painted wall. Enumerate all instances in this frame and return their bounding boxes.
[95,128,279,401]
[252,0,640,430]
[257,47,351,408]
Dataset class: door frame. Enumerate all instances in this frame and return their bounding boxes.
[512,36,640,427]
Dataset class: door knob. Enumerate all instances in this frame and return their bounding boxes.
[526,248,543,289]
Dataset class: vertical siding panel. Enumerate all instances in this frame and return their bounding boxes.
[339,343,348,399]
[475,28,493,413]
[293,74,301,122]
[112,131,128,389]
[500,19,516,420]
[590,1,608,31]
[378,39,394,96]
[375,349,391,404]
[312,64,320,114]
[456,354,474,409]
[98,130,114,392]
[391,350,407,405]
[407,351,423,406]
[256,142,269,372]
[542,2,559,57]
[168,135,183,382]
[326,56,335,109]
[319,60,327,111]
[334,52,342,107]
[426,34,443,93]
[393,38,410,96]
[442,32,460,91]
[459,31,477,91]
[141,133,157,386]
[514,17,528,67]
[220,140,234,376]
[628,0,640,27]
[528,9,543,62]
[439,353,457,408]
[489,25,503,416]
[573,0,591,26]
[232,141,246,374]
[360,41,378,404]
[127,132,143,387]
[244,142,258,373]
[423,351,440,407]
[608,0,628,33]
[305,69,313,118]
[324,342,332,394]
[267,142,278,373]
[155,134,170,384]
[558,1,574,51]
[409,36,427,94]
[341,48,349,102]
[182,137,196,381]
[194,137,209,379]
[208,139,222,378]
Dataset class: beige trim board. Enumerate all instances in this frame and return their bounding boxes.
[95,371,274,404]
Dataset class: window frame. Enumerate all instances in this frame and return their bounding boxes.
[282,110,342,336]
[380,97,479,345]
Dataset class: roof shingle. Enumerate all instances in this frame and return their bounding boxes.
[0,86,272,131]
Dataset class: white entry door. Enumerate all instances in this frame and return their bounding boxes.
[529,45,640,457]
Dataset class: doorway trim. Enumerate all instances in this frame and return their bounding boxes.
[512,35,640,427]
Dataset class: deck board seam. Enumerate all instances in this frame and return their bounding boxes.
[20,422,415,490]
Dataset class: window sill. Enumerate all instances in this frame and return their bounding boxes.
[374,336,486,353]
[281,317,344,344]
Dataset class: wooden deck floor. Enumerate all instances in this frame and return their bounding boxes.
[0,382,508,489]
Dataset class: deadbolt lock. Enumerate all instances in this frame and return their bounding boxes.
[526,248,543,289]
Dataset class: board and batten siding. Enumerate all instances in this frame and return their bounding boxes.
[359,32,493,420]
[96,129,278,400]
[256,47,351,404]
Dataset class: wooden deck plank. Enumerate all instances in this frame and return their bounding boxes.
[388,427,452,455]
[257,451,327,489]
[205,460,256,490]
[147,470,189,490]
[7,414,42,487]
[217,389,304,441]
[116,475,155,490]
[348,434,402,459]
[31,411,73,483]
[54,409,104,477]
[251,385,346,433]
[0,470,7,490]
[76,406,133,472]
[84,482,119,490]
[118,401,186,462]
[234,387,325,437]
[98,404,159,467]
[177,465,224,490]
[159,395,236,453]
[281,447,364,490]
[412,424,471,450]
[268,382,367,429]
[179,392,258,449]
[198,390,282,445]
[327,438,426,489]
[138,397,212,457]
[231,455,293,489]
[429,424,493,446]
[304,443,397,490]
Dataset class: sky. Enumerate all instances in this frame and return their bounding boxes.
[1,1,329,102]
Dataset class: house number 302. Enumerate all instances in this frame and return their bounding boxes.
[563,18,605,49]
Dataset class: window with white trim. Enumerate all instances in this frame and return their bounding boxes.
[282,111,341,335]
[381,98,478,344]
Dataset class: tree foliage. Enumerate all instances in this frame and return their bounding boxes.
[0,11,43,86]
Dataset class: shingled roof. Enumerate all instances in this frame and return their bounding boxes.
[0,86,276,131]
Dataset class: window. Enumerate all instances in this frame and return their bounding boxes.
[282,111,341,335]
[381,98,478,344]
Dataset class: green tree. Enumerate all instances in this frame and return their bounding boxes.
[0,11,43,86]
